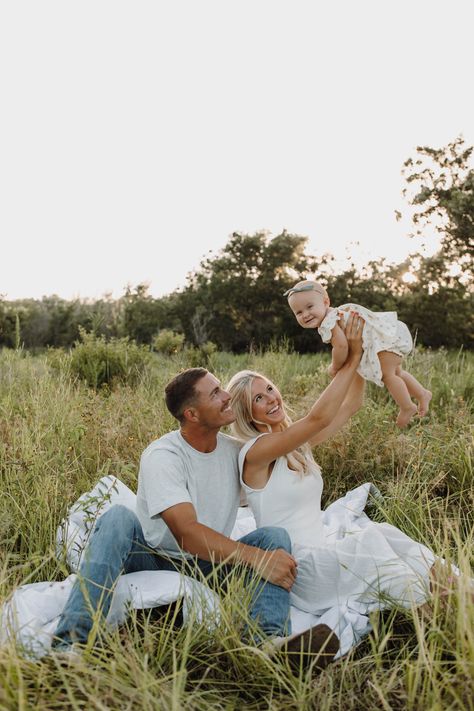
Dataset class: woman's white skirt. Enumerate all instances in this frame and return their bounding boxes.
[291,521,435,615]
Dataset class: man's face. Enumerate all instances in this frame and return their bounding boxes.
[288,291,329,328]
[191,373,235,429]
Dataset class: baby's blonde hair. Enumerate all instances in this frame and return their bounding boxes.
[284,279,329,301]
[226,369,313,476]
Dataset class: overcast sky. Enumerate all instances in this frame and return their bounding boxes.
[1,0,473,301]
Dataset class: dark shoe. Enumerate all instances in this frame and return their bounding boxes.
[280,623,339,673]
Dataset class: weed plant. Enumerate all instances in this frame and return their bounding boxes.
[0,346,472,709]
[52,328,152,389]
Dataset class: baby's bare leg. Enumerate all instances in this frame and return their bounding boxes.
[378,351,417,427]
[399,370,432,416]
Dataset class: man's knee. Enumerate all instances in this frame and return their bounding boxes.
[94,504,138,538]
[252,526,292,553]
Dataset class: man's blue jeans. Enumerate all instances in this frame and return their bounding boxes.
[54,505,292,648]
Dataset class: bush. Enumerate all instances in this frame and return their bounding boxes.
[182,341,218,368]
[152,329,185,355]
[68,328,151,389]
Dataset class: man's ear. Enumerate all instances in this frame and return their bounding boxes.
[182,407,199,424]
[324,296,330,306]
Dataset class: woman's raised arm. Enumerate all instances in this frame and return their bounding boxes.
[245,313,364,469]
[308,372,365,446]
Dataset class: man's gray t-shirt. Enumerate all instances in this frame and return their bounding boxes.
[136,430,241,558]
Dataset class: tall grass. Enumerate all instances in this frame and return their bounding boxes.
[0,346,473,709]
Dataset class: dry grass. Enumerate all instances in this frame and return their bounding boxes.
[0,346,472,709]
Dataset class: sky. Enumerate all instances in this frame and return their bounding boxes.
[1,0,473,302]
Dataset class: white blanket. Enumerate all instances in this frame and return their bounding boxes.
[1,476,379,659]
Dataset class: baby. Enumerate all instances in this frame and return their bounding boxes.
[284,280,432,427]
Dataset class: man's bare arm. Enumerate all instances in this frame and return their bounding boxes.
[161,502,297,591]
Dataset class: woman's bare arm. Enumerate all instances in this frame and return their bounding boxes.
[309,372,365,446]
[329,322,349,373]
[244,313,364,471]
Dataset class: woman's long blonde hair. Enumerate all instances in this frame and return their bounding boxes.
[226,369,313,476]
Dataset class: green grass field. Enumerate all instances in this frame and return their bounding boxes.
[0,346,473,710]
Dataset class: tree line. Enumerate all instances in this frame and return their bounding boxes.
[1,138,472,353]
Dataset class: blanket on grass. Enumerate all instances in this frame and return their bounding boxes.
[1,476,380,660]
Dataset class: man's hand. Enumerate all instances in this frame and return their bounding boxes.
[253,548,298,591]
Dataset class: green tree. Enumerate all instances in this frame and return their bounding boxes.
[396,254,473,348]
[120,284,175,344]
[0,297,19,348]
[173,231,320,352]
[399,137,473,348]
[402,136,474,272]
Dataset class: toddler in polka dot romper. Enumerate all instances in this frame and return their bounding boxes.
[285,280,432,427]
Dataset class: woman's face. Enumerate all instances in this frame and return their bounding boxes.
[250,377,284,429]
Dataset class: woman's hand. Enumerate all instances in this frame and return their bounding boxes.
[342,312,364,362]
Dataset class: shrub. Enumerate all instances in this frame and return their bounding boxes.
[152,329,185,356]
[68,328,151,389]
[182,341,218,368]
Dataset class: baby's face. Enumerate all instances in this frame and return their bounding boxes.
[288,291,329,328]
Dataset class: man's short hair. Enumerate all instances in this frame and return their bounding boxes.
[165,368,209,422]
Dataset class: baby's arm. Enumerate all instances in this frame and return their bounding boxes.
[328,322,349,377]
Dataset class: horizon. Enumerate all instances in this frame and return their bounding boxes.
[0,233,431,303]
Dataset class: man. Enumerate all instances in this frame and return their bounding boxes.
[53,368,339,670]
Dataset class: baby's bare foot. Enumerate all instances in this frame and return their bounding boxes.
[396,403,417,428]
[417,389,432,417]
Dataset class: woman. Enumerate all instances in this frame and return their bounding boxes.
[226,313,441,617]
